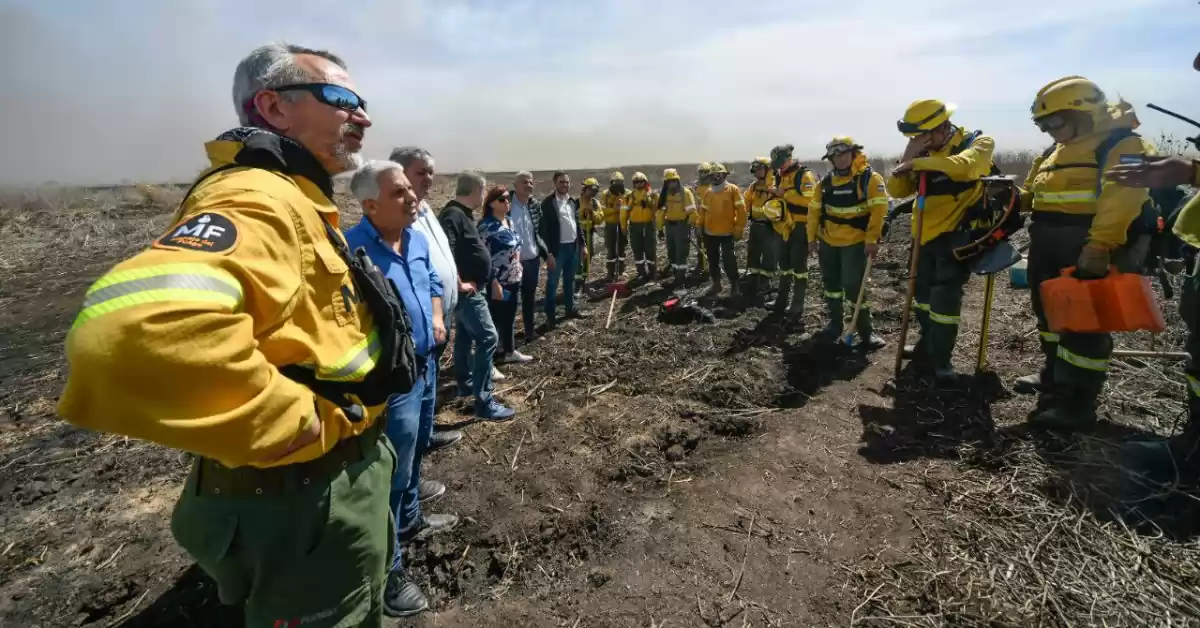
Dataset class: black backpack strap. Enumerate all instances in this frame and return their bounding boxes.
[1092,128,1138,196]
[856,167,873,203]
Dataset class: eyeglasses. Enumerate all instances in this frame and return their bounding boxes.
[1035,114,1066,133]
[495,196,511,203]
[274,83,367,113]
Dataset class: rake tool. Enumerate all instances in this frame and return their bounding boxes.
[893,173,927,379]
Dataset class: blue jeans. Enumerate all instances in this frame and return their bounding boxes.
[545,241,580,317]
[453,290,497,404]
[385,355,435,571]
[519,258,541,337]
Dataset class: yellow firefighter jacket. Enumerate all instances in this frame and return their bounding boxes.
[579,195,600,231]
[776,164,818,225]
[808,156,888,247]
[1172,160,1200,248]
[699,183,747,237]
[1023,106,1153,250]
[600,189,630,228]
[691,183,712,226]
[886,127,995,246]
[57,131,385,469]
[661,188,698,222]
[623,189,662,230]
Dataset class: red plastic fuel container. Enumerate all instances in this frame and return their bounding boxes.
[1040,266,1165,334]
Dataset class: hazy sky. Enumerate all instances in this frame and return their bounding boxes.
[2,0,1199,185]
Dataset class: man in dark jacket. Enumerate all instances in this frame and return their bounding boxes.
[439,171,516,421]
[539,171,589,326]
[509,171,553,345]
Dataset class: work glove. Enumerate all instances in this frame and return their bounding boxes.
[1074,244,1110,279]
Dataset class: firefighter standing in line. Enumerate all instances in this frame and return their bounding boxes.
[744,156,782,303]
[1015,77,1153,429]
[769,144,819,316]
[692,162,714,276]
[55,43,409,625]
[807,137,888,349]
[659,168,698,285]
[601,171,630,280]
[577,177,602,286]
[624,171,662,281]
[698,163,747,296]
[889,100,996,380]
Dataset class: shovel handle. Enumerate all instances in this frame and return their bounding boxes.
[893,174,927,379]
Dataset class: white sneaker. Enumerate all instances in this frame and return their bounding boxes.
[509,350,534,364]
[491,366,507,381]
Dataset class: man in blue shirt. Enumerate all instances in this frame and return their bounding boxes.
[346,160,461,618]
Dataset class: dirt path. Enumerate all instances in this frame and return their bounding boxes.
[3,184,1199,627]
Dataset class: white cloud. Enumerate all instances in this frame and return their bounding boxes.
[0,0,1197,185]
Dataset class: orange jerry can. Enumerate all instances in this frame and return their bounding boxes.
[1040,266,1165,333]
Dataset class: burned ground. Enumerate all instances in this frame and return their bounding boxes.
[1,174,1198,627]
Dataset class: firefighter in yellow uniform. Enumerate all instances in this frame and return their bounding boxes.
[698,163,747,296]
[601,171,631,280]
[623,171,662,281]
[55,47,407,625]
[769,144,819,316]
[691,162,713,276]
[744,157,782,303]
[577,177,602,285]
[659,168,698,285]
[1015,77,1153,429]
[889,100,996,379]
[807,137,888,348]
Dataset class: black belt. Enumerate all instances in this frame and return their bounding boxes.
[750,218,773,225]
[191,418,385,497]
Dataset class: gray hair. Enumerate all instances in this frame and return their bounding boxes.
[455,171,487,197]
[514,171,534,183]
[232,42,347,125]
[389,146,435,170]
[350,160,404,202]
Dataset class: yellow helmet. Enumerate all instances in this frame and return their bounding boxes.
[631,171,649,184]
[610,171,625,182]
[1031,76,1108,121]
[663,168,681,182]
[710,163,728,175]
[762,198,785,222]
[898,99,956,136]
[751,156,770,170]
[582,177,600,187]
[823,136,862,160]
[698,161,713,174]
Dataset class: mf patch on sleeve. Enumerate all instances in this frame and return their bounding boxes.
[154,213,239,253]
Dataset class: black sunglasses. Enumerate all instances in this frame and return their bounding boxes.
[275,83,367,113]
[1035,114,1066,133]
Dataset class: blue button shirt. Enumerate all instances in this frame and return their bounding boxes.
[345,218,443,358]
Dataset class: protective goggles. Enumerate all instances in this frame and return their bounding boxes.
[896,105,946,135]
[1034,114,1067,133]
[275,83,367,113]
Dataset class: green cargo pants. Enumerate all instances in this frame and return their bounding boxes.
[577,224,594,284]
[819,241,872,336]
[1028,219,1148,401]
[777,225,809,314]
[604,223,627,277]
[665,220,691,276]
[171,428,396,628]
[911,233,970,369]
[628,221,657,277]
[746,221,781,297]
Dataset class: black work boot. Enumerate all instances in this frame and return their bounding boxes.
[674,269,687,286]
[771,281,791,313]
[1030,388,1098,432]
[816,319,843,341]
[705,280,722,297]
[1122,421,1200,474]
[384,570,429,617]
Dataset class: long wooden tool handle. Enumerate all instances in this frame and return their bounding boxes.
[605,288,619,329]
[893,173,927,380]
[844,254,874,343]
[975,273,996,374]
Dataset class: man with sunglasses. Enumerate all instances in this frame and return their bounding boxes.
[1016,77,1153,430]
[889,99,996,382]
[57,43,401,626]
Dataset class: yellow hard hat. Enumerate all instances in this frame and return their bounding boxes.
[823,136,862,160]
[582,177,600,187]
[751,156,770,170]
[663,168,681,182]
[897,99,956,136]
[698,161,713,173]
[762,198,785,222]
[1031,76,1108,121]
[710,163,728,175]
[632,171,649,183]
[610,171,625,182]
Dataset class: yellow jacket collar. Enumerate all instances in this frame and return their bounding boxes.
[203,127,336,206]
